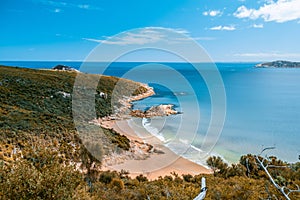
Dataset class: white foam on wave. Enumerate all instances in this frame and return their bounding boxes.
[190,144,203,153]
[179,138,189,144]
[142,118,166,142]
[139,118,228,169]
[165,140,211,169]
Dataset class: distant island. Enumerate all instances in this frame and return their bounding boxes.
[255,60,300,68]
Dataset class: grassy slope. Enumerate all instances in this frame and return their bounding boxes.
[0,66,146,134]
[0,66,143,161]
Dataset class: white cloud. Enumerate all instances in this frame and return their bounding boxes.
[234,0,300,23]
[83,27,215,45]
[203,10,222,17]
[210,25,236,31]
[157,27,189,35]
[53,8,61,13]
[252,23,264,28]
[36,0,101,10]
[78,4,90,9]
[173,37,215,41]
[87,31,164,45]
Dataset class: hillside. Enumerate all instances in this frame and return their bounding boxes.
[0,65,146,165]
[0,66,299,199]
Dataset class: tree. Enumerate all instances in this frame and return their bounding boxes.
[207,156,228,176]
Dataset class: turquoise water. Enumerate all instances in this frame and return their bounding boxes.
[1,61,299,163]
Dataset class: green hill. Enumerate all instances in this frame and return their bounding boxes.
[0,66,146,134]
[0,65,145,163]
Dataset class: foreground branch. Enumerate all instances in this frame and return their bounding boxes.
[255,147,300,200]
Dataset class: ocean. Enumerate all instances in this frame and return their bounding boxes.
[2,61,299,164]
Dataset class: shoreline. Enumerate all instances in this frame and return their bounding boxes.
[99,84,212,180]
[101,120,211,180]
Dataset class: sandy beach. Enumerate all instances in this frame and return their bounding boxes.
[97,83,212,180]
[101,120,212,180]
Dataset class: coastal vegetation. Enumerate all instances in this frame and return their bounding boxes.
[1,150,299,199]
[0,66,299,199]
[0,65,139,184]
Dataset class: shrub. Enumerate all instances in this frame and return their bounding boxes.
[136,174,148,182]
[207,156,228,176]
[110,178,125,191]
[99,171,118,184]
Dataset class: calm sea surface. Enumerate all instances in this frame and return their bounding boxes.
[2,61,299,163]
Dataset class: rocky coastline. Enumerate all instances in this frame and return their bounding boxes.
[90,83,182,171]
[131,104,180,118]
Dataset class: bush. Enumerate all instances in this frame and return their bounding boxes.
[206,156,228,176]
[99,171,118,184]
[136,174,148,182]
[110,178,125,191]
[0,148,83,199]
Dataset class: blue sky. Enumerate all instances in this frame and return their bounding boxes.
[0,0,299,62]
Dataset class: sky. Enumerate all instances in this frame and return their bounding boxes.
[0,0,300,62]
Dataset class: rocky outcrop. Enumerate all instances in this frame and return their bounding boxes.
[101,140,164,167]
[255,60,300,68]
[111,85,155,118]
[52,64,79,72]
[131,104,180,118]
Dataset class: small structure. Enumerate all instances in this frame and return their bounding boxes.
[56,91,71,98]
[99,92,108,99]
